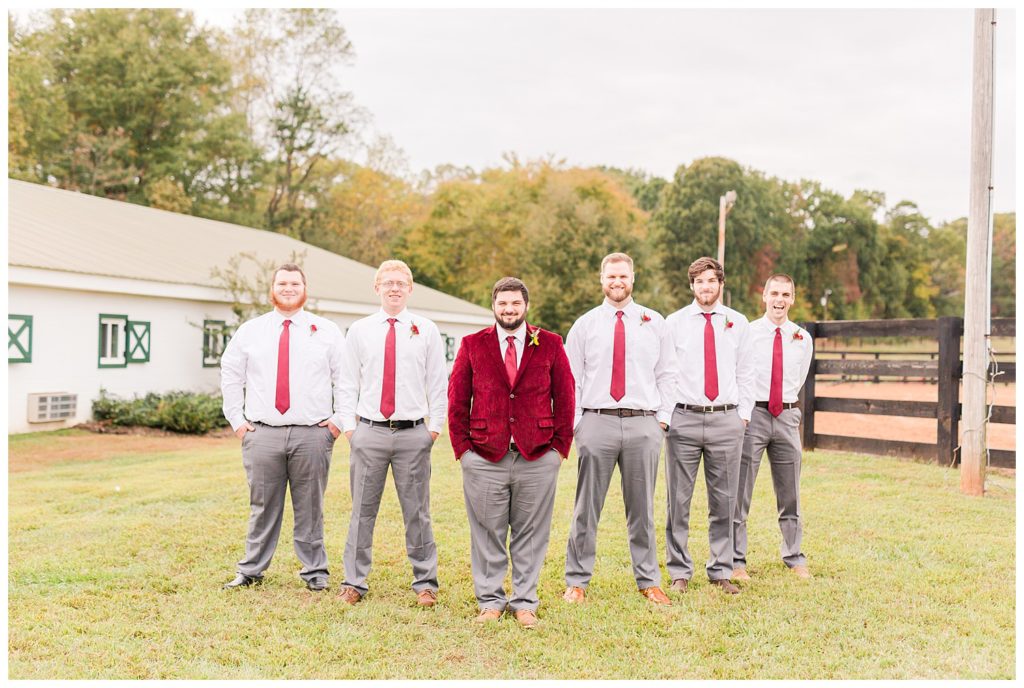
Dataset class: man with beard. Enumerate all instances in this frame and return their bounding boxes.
[448,277,575,628]
[732,274,813,581]
[335,259,447,607]
[562,253,678,606]
[664,256,754,595]
[221,263,345,591]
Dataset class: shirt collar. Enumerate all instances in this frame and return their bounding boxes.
[272,309,306,326]
[758,316,792,331]
[377,308,410,324]
[601,299,639,318]
[687,300,722,316]
[496,322,527,344]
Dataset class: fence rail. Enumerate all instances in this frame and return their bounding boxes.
[799,316,1016,468]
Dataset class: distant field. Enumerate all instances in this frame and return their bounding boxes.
[7,429,1015,679]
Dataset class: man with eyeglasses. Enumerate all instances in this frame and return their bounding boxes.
[335,259,448,607]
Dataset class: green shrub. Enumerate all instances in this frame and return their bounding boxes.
[92,389,228,434]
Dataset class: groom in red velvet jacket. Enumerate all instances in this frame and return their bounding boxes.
[448,276,575,628]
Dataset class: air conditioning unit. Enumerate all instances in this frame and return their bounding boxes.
[27,392,77,423]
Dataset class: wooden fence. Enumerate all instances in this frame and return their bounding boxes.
[798,316,1016,468]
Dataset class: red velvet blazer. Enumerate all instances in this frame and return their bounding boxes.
[448,324,575,462]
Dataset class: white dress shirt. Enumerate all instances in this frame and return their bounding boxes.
[220,309,346,431]
[496,322,527,368]
[738,316,814,419]
[665,300,756,421]
[565,299,680,428]
[337,308,448,433]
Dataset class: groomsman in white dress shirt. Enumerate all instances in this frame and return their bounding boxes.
[732,274,813,581]
[562,253,679,606]
[663,256,754,595]
[220,263,345,592]
[335,259,448,607]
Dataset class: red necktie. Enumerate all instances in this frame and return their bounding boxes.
[504,336,518,386]
[703,313,719,402]
[275,319,291,414]
[380,318,397,418]
[610,311,625,401]
[768,326,784,417]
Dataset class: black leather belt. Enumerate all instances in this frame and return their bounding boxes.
[359,417,425,430]
[509,442,519,454]
[675,403,737,413]
[584,408,657,418]
[755,401,799,411]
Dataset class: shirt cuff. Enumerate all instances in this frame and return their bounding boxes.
[228,415,247,432]
[341,417,358,432]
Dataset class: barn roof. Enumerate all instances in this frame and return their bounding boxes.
[8,178,490,317]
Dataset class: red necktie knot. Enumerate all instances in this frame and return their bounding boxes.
[275,319,292,414]
[768,326,784,417]
[380,318,398,418]
[610,310,626,401]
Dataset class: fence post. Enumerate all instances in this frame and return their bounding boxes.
[936,316,963,466]
[800,321,818,451]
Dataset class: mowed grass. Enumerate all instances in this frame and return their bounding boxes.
[7,430,1015,679]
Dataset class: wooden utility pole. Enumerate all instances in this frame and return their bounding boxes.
[961,9,996,496]
[716,190,737,267]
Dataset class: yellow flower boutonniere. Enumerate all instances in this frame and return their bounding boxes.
[528,328,540,347]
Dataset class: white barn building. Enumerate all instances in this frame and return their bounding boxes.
[8,179,493,434]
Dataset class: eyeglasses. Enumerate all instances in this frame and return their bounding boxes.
[379,280,410,290]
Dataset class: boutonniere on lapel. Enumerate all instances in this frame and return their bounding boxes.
[640,311,652,325]
[309,324,318,336]
[528,327,541,347]
[724,316,735,330]
[409,322,421,338]
[792,330,804,341]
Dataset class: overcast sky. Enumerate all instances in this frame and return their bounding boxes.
[89,8,1024,224]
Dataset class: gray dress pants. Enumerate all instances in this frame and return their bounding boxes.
[461,448,561,613]
[733,406,807,569]
[565,412,663,590]
[237,423,334,582]
[664,407,745,581]
[342,422,438,595]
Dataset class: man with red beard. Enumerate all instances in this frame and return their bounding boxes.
[220,264,345,592]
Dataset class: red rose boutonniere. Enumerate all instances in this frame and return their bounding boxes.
[310,324,318,335]
[640,311,652,325]
[792,330,804,341]
[528,327,540,347]
[409,323,420,338]
[724,317,735,329]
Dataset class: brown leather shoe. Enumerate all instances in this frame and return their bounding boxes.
[710,579,740,594]
[416,589,437,607]
[475,608,502,623]
[563,586,586,603]
[513,609,538,629]
[790,565,812,579]
[669,578,688,592]
[337,585,362,605]
[639,586,672,606]
[732,568,751,581]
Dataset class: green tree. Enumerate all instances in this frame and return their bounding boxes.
[990,213,1016,317]
[8,9,257,213]
[398,160,654,334]
[650,157,792,317]
[231,9,359,239]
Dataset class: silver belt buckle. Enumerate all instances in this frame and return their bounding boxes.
[703,405,713,413]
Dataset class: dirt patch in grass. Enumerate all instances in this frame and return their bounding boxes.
[8,428,236,473]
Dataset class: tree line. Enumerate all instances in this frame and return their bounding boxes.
[9,8,1015,335]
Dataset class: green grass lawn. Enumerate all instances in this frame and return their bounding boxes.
[7,430,1015,679]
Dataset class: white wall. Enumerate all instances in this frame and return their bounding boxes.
[8,281,486,434]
